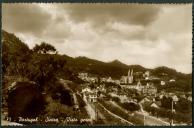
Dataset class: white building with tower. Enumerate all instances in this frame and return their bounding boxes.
[120,69,134,84]
[128,69,134,84]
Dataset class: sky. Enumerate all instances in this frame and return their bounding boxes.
[2,3,192,73]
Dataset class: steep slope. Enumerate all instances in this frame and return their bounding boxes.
[2,30,31,75]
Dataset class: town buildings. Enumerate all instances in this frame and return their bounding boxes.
[81,86,98,103]
[120,69,134,85]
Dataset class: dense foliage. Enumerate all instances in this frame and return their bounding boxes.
[2,30,31,76]
[144,105,192,124]
[161,96,192,113]
[2,31,68,91]
[2,30,75,123]
[120,102,140,112]
[33,42,57,54]
[152,67,192,92]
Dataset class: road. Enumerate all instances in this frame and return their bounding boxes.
[83,95,106,123]
[83,95,96,121]
[90,103,107,121]
[109,101,169,126]
[83,96,133,124]
[134,112,169,126]
[98,103,133,125]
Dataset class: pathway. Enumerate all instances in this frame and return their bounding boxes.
[109,101,169,126]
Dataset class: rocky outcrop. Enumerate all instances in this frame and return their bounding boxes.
[8,81,44,122]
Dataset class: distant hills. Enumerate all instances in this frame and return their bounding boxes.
[2,30,192,92]
[62,55,147,78]
[62,54,191,79]
[61,54,192,92]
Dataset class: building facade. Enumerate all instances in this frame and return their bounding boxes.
[120,69,134,85]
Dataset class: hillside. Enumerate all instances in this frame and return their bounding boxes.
[151,66,192,92]
[2,30,30,53]
[2,30,31,77]
[62,55,147,79]
[2,30,192,92]
[62,54,191,80]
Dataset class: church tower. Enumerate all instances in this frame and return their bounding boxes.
[128,69,133,84]
[128,69,130,78]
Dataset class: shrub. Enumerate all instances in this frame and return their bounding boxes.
[112,97,120,102]
[45,98,74,118]
[76,94,86,107]
[144,105,192,124]
[120,102,140,112]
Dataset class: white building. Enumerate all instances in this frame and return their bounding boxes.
[120,76,128,84]
[143,71,150,79]
[107,77,113,83]
[142,83,157,95]
[82,87,92,93]
[98,84,106,93]
[160,81,166,86]
[82,87,98,103]
[89,93,98,102]
[169,79,176,82]
[128,69,134,84]
[120,69,134,84]
[187,96,192,102]
[100,77,107,82]
[114,80,120,85]
[137,80,142,86]
[78,72,88,80]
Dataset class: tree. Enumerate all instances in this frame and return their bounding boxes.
[161,96,172,109]
[175,98,192,113]
[33,42,57,54]
[25,53,66,91]
[112,97,120,103]
[121,102,140,111]
[45,99,75,118]
[2,42,9,74]
[2,30,31,76]
[18,42,66,90]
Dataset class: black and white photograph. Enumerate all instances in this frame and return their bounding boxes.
[1,3,192,126]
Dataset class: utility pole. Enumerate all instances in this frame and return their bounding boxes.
[95,102,98,122]
[143,114,145,126]
[171,100,174,126]
[143,112,146,126]
[170,96,178,126]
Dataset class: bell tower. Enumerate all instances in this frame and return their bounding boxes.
[128,69,133,84]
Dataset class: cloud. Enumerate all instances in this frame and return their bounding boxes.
[2,3,52,36]
[96,22,158,42]
[41,18,71,42]
[59,4,161,27]
[2,3,192,73]
[2,3,73,44]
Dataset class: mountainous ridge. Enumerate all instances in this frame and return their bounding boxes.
[62,53,191,79]
[61,53,191,92]
[2,30,191,80]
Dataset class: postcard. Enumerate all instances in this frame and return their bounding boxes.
[1,3,192,126]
